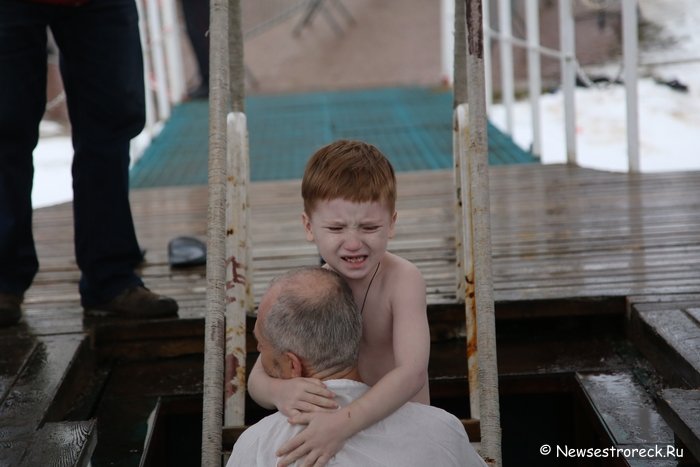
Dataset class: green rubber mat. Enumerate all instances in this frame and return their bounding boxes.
[130,86,537,188]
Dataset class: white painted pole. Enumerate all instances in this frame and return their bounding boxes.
[465,0,501,463]
[453,0,467,308]
[526,0,542,158]
[224,112,249,427]
[456,104,481,422]
[135,0,157,137]
[483,0,493,113]
[623,0,640,172]
[558,0,577,165]
[162,0,186,103]
[441,0,455,86]
[497,0,514,134]
[145,0,171,120]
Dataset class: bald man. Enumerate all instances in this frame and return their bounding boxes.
[227,267,487,467]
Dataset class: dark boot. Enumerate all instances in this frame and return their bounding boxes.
[0,293,22,326]
[84,286,178,318]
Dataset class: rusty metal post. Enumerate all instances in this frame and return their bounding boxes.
[453,0,468,307]
[227,0,255,315]
[202,0,229,463]
[455,104,481,421]
[465,0,502,465]
[224,113,250,427]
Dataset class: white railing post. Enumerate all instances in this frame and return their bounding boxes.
[483,0,493,112]
[526,0,542,158]
[135,0,157,138]
[455,104,481,422]
[224,112,250,427]
[623,0,640,172]
[497,0,514,134]
[145,0,171,120]
[465,0,501,464]
[441,0,455,86]
[558,0,577,165]
[162,0,186,103]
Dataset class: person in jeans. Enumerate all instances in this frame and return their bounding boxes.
[0,0,178,326]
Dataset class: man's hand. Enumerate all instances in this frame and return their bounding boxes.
[275,378,337,417]
[276,410,352,467]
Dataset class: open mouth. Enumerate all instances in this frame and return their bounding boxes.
[342,255,367,264]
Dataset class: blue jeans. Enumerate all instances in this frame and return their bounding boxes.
[0,0,145,306]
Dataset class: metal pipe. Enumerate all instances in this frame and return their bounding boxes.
[145,0,170,120]
[526,0,542,158]
[466,0,501,464]
[224,112,249,427]
[162,0,185,103]
[483,0,492,112]
[623,0,640,172]
[202,0,230,463]
[558,0,577,165]
[497,0,514,133]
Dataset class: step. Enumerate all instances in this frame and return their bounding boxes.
[90,355,203,466]
[657,388,700,464]
[0,334,89,464]
[575,371,675,466]
[628,307,700,387]
[18,420,97,467]
[0,334,85,442]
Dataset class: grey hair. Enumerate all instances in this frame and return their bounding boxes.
[262,267,361,373]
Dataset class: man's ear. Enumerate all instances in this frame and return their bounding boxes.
[389,210,398,238]
[301,212,314,242]
[282,351,304,378]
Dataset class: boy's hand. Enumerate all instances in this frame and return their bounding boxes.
[276,410,351,467]
[276,378,337,417]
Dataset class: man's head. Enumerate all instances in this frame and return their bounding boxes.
[254,267,361,379]
[301,140,397,216]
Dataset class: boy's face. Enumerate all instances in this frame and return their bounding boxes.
[302,198,397,282]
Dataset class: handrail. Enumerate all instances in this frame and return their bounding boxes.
[481,0,641,171]
[202,0,231,464]
[453,1,502,464]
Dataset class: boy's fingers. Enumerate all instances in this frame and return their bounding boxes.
[277,443,309,466]
[288,412,313,425]
[295,402,337,415]
[302,393,337,409]
[276,432,304,457]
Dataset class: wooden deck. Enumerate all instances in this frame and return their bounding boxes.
[24,164,700,326]
[4,163,700,465]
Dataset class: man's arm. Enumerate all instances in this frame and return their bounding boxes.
[277,264,430,467]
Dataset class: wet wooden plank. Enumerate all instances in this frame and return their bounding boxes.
[18,420,97,467]
[576,371,673,448]
[629,309,700,387]
[0,335,37,403]
[0,335,84,442]
[657,388,700,463]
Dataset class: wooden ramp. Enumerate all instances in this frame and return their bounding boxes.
[3,164,700,465]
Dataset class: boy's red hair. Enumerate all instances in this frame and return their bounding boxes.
[302,140,397,215]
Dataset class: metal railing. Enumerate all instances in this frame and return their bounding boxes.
[477,0,641,171]
[133,0,186,159]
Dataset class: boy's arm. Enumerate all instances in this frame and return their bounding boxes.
[277,266,430,467]
[248,356,337,415]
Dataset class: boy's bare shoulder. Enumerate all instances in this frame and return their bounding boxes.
[382,252,425,287]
